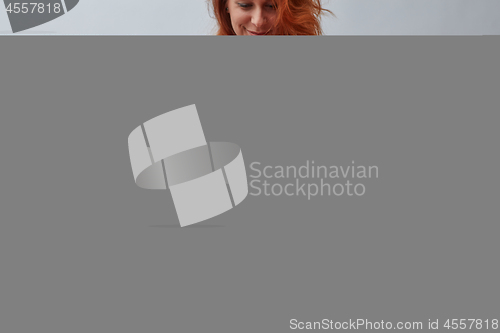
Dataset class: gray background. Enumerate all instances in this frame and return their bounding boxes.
[2,0,500,35]
[1,37,499,332]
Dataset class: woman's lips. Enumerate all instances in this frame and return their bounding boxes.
[246,29,268,36]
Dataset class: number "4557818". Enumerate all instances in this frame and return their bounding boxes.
[6,3,62,14]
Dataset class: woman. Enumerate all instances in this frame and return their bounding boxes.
[209,0,333,35]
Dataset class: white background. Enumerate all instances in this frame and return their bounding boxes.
[1,0,500,35]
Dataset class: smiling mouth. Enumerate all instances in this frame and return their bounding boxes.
[246,29,269,36]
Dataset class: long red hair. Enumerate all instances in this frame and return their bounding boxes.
[209,0,333,35]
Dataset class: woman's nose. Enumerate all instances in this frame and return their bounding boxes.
[251,9,266,28]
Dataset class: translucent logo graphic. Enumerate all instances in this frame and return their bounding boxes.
[3,0,79,33]
[128,104,249,227]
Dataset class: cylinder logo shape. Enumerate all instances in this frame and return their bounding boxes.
[128,104,248,227]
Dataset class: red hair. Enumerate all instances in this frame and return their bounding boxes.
[209,0,333,35]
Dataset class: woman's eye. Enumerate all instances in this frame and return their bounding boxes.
[236,2,275,10]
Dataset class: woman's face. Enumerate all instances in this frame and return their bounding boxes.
[226,0,277,35]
